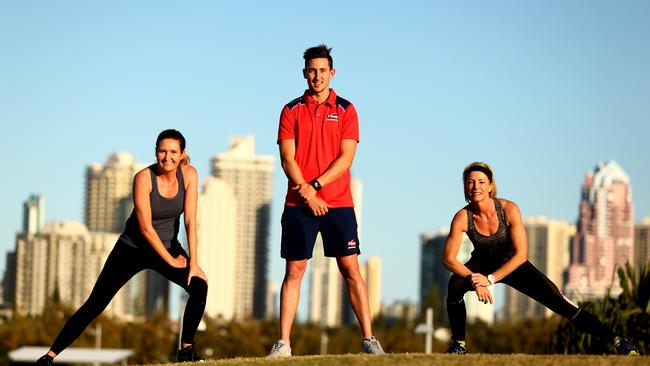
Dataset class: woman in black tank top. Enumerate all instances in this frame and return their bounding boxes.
[37,130,208,365]
[441,162,638,355]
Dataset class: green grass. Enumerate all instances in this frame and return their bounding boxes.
[162,353,647,366]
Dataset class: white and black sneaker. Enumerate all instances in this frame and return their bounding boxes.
[361,336,385,355]
[267,339,292,357]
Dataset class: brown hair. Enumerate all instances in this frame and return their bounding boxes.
[156,129,190,165]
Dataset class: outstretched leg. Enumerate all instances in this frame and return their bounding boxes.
[48,242,143,356]
[501,261,614,340]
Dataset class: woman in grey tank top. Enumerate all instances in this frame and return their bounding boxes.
[440,162,638,355]
[37,130,208,365]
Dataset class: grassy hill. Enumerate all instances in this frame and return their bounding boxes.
[164,353,646,366]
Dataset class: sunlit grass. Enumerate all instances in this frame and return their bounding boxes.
[161,352,647,366]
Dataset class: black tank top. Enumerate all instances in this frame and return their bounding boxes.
[119,164,185,249]
[465,198,515,265]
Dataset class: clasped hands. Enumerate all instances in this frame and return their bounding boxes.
[469,273,493,304]
[293,182,331,216]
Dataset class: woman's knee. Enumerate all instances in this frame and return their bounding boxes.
[447,274,468,301]
[188,277,208,300]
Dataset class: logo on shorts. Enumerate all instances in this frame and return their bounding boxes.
[326,113,339,121]
[347,239,357,249]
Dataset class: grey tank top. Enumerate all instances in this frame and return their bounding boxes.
[465,198,515,264]
[119,164,185,249]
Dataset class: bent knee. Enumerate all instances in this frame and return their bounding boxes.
[189,277,208,298]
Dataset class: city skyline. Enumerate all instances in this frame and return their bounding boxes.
[2,1,649,308]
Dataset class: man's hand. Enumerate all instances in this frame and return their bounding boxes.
[307,196,331,216]
[292,182,317,202]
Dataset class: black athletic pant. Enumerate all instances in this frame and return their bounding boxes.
[50,240,208,354]
[446,258,613,342]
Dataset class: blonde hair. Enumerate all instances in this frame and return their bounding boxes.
[462,161,497,203]
[180,153,190,165]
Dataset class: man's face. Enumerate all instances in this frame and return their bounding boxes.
[303,57,335,95]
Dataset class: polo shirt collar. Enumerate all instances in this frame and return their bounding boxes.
[303,88,337,106]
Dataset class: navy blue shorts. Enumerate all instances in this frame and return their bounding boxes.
[280,206,361,260]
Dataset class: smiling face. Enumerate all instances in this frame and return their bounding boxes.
[303,57,335,96]
[464,171,493,203]
[155,138,184,173]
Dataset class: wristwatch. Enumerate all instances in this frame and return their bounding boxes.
[310,179,323,191]
[487,274,495,285]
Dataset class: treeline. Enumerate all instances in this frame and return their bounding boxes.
[0,261,646,364]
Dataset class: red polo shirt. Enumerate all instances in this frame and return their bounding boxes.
[278,88,359,208]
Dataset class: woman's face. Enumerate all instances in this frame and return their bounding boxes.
[155,138,183,173]
[465,170,493,203]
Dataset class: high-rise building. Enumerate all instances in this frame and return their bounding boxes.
[84,152,145,233]
[197,176,237,320]
[380,299,417,325]
[634,218,650,276]
[3,251,15,305]
[566,161,634,301]
[266,280,279,320]
[419,230,494,324]
[309,236,344,326]
[503,217,575,321]
[23,194,45,234]
[419,229,449,310]
[13,221,137,319]
[211,136,274,319]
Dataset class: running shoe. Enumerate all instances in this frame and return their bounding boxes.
[445,340,467,354]
[177,344,204,362]
[36,355,54,366]
[361,336,385,354]
[267,339,292,357]
[614,336,640,355]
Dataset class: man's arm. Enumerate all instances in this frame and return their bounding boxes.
[295,139,357,201]
[279,139,307,186]
[279,139,330,216]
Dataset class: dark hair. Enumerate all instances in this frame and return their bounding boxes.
[304,44,333,69]
[156,129,190,165]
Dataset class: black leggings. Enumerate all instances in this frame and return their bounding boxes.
[50,240,208,354]
[446,258,613,342]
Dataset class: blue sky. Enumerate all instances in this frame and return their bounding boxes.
[1,1,649,317]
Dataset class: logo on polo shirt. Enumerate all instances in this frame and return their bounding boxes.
[347,239,357,249]
[326,113,339,121]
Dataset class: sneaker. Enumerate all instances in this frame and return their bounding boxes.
[36,355,54,366]
[445,340,467,354]
[361,336,385,355]
[614,336,640,355]
[267,339,292,358]
[177,345,204,362]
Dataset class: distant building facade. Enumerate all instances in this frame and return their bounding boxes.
[634,218,650,276]
[13,221,137,319]
[84,152,145,233]
[566,161,634,301]
[211,136,274,319]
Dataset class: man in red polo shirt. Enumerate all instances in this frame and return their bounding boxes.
[267,44,385,357]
